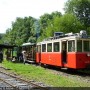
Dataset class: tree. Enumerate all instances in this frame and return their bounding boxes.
[2,16,37,46]
[0,33,5,44]
[33,20,41,41]
[45,16,62,37]
[2,28,12,45]
[45,13,83,38]
[58,13,84,33]
[38,11,62,41]
[64,0,90,29]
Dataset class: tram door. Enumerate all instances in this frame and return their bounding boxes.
[62,41,67,63]
[36,45,41,63]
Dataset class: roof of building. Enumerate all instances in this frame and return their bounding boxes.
[0,44,17,49]
[22,42,35,46]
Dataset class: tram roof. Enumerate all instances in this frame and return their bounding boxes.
[37,31,90,44]
[40,35,90,43]
[22,42,35,46]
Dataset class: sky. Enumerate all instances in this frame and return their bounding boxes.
[0,0,68,33]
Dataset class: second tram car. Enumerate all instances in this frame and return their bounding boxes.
[21,42,36,63]
[36,30,90,69]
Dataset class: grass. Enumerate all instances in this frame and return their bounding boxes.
[1,60,90,87]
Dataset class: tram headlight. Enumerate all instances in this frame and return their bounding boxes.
[87,53,90,56]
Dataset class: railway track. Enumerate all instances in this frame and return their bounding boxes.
[0,67,49,90]
[1,64,90,88]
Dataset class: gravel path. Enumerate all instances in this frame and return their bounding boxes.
[0,65,50,89]
[47,67,90,85]
[0,64,90,87]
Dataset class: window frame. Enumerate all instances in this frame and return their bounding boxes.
[53,42,60,52]
[47,43,52,52]
[83,40,90,52]
[42,44,46,52]
[77,40,82,52]
[68,40,75,52]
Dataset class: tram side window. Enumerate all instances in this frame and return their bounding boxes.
[77,40,82,52]
[68,41,75,52]
[84,41,90,52]
[42,44,46,52]
[53,42,59,52]
[47,43,52,52]
[37,45,41,52]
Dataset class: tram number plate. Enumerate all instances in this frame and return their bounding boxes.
[87,53,90,56]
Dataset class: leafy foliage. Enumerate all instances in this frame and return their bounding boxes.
[1,0,90,45]
[57,13,84,33]
[38,11,62,41]
[2,17,36,46]
[65,0,90,29]
[0,33,5,44]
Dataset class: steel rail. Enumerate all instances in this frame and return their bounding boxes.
[0,78,18,90]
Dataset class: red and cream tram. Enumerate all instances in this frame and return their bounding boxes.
[36,31,90,69]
